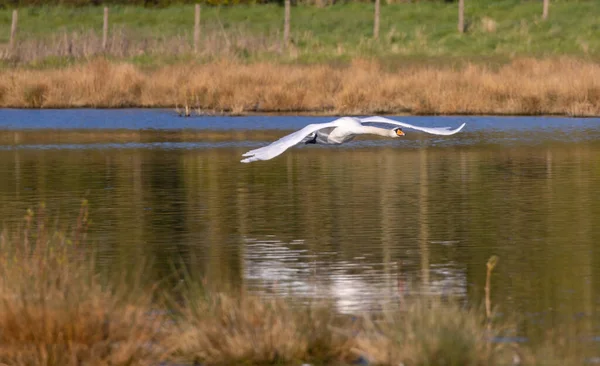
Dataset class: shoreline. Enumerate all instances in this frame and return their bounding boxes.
[1,57,599,116]
[3,106,600,118]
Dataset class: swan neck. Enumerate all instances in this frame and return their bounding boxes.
[359,125,390,137]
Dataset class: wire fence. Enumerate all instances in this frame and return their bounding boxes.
[3,0,553,62]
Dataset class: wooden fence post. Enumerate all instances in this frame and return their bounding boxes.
[458,0,465,33]
[284,0,291,48]
[374,0,380,39]
[542,0,549,20]
[194,4,201,53]
[103,7,109,51]
[10,9,18,50]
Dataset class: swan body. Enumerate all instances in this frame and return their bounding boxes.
[241,116,466,163]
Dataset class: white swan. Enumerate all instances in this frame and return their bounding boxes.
[240,116,466,163]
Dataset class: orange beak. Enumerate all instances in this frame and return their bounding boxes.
[396,129,405,136]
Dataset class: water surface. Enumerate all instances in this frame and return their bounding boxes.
[1,110,599,347]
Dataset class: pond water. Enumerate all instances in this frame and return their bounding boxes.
[1,109,599,347]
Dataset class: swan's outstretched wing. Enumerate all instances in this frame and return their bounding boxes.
[359,116,466,136]
[241,119,347,163]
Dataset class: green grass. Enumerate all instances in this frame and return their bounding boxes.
[0,0,598,67]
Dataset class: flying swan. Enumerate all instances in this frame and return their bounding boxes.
[240,116,466,163]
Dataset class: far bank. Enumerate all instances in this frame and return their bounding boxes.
[1,57,599,116]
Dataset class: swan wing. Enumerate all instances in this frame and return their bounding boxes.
[241,119,348,163]
[359,116,466,136]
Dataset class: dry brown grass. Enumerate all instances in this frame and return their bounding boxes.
[0,26,278,65]
[1,56,600,116]
[171,293,355,365]
[169,291,521,366]
[1,57,599,116]
[0,202,169,366]
[355,299,513,366]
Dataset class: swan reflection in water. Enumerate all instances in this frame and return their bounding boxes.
[242,237,468,313]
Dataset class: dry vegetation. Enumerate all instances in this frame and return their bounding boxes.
[0,203,590,365]
[0,27,276,65]
[0,202,169,366]
[1,57,599,116]
[171,293,517,366]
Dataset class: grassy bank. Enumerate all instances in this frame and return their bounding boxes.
[0,0,599,66]
[0,203,592,365]
[1,57,599,116]
[1,1,598,116]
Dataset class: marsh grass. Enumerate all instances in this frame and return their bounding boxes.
[355,300,513,366]
[1,57,599,115]
[0,204,592,365]
[169,289,517,365]
[167,260,514,366]
[0,202,169,366]
[170,293,354,365]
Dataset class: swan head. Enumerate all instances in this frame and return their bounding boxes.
[392,128,405,138]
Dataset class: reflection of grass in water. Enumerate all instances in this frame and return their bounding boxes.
[0,129,289,145]
[0,202,591,365]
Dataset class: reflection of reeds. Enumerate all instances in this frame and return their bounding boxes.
[1,57,599,116]
[0,129,289,145]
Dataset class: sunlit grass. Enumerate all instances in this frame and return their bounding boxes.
[0,0,599,66]
[170,292,517,365]
[1,57,599,116]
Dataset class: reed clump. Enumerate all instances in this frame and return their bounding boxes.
[169,292,521,365]
[355,299,513,366]
[170,293,355,365]
[0,202,169,366]
[1,57,599,116]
